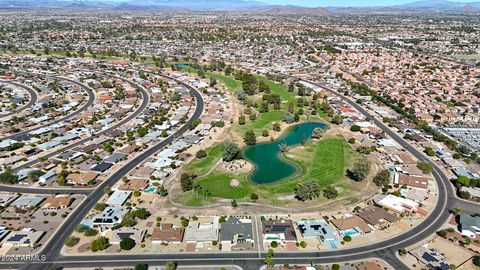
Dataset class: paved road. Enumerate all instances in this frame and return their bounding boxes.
[5,76,454,270]
[0,80,38,118]
[0,76,96,141]
[15,71,205,270]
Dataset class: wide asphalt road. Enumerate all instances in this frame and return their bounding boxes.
[3,76,457,270]
[12,71,205,270]
[0,80,38,118]
[0,76,95,141]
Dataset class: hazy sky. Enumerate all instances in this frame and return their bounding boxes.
[258,0,476,7]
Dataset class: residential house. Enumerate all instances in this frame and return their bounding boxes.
[151,224,185,244]
[219,218,254,251]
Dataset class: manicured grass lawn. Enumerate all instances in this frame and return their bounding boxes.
[208,73,241,90]
[178,135,359,205]
[256,76,296,104]
[195,172,250,199]
[306,138,345,186]
[185,144,222,176]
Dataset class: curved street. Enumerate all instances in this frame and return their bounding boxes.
[6,76,467,270]
[0,76,96,141]
[0,80,38,118]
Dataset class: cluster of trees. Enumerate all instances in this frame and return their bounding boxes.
[244,131,257,145]
[294,180,338,201]
[0,168,18,184]
[91,236,109,252]
[373,169,391,188]
[347,159,371,182]
[416,161,433,173]
[180,173,196,192]
[221,141,240,161]
[295,180,321,201]
[119,208,151,228]
[234,71,270,95]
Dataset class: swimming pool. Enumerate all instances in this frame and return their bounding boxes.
[144,187,157,193]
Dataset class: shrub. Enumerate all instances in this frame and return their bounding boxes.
[91,236,109,252]
[120,237,136,250]
[64,236,80,247]
[437,230,447,238]
[84,228,98,237]
[195,150,206,159]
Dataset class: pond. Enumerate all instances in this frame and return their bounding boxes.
[243,122,327,184]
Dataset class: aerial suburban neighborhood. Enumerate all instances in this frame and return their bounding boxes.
[0,0,479,270]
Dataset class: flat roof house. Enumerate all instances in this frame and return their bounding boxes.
[458,214,480,238]
[92,207,123,227]
[219,218,254,251]
[2,228,45,247]
[108,227,146,245]
[184,221,219,243]
[10,195,45,209]
[106,191,131,207]
[296,219,340,248]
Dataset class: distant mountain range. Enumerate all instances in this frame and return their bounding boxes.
[0,0,479,13]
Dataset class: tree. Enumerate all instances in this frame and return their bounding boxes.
[0,168,18,184]
[457,176,470,186]
[238,115,246,125]
[180,173,195,192]
[189,119,201,130]
[91,236,109,252]
[295,180,321,201]
[416,161,432,174]
[221,141,240,162]
[64,236,80,247]
[398,248,407,256]
[166,261,177,270]
[195,150,207,159]
[273,122,281,131]
[282,112,295,123]
[331,264,340,270]
[270,241,278,248]
[262,130,269,137]
[135,264,148,270]
[437,230,448,238]
[311,127,324,139]
[94,203,108,212]
[157,185,168,197]
[350,125,361,132]
[231,200,238,207]
[323,186,338,199]
[250,193,259,201]
[347,159,370,181]
[424,147,435,156]
[332,115,343,125]
[343,235,352,242]
[120,237,136,250]
[373,169,391,187]
[243,130,256,145]
[473,256,480,267]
